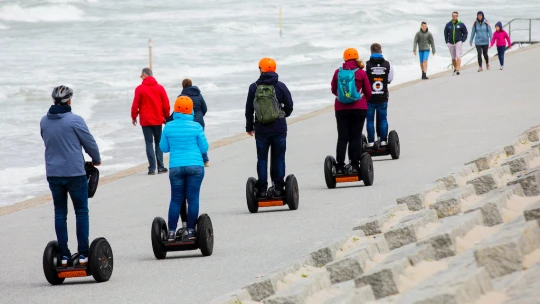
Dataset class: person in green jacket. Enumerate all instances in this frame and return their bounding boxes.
[413,21,436,80]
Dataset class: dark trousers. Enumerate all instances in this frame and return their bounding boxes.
[142,126,164,171]
[47,175,89,257]
[497,46,506,66]
[335,110,367,168]
[255,132,287,191]
[476,45,489,67]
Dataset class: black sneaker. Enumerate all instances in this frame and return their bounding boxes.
[273,187,285,198]
[148,170,156,175]
[176,227,186,239]
[350,166,359,175]
[456,71,460,75]
[336,165,345,175]
[256,189,267,199]
[158,168,168,174]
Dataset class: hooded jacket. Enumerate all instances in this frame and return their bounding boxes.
[179,86,207,128]
[131,76,170,126]
[40,105,101,177]
[159,112,209,168]
[491,22,512,47]
[245,72,294,134]
[331,60,372,111]
[413,28,436,53]
[470,12,492,46]
[444,19,468,44]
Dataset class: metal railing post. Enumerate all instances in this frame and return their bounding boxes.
[530,19,532,44]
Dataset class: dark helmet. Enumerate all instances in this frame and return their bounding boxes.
[51,85,73,104]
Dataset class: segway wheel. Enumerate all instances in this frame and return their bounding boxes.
[246,177,259,213]
[42,241,65,285]
[360,153,374,186]
[362,134,369,153]
[324,156,337,189]
[88,238,113,283]
[196,214,214,256]
[85,162,99,198]
[151,217,168,259]
[285,175,299,210]
[388,130,400,160]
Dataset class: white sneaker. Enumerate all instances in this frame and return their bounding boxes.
[367,142,374,148]
[381,141,388,146]
[500,66,504,70]
[61,256,69,266]
[79,255,88,266]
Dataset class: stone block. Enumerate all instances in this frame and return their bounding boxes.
[396,267,493,304]
[467,166,512,196]
[501,150,537,174]
[263,271,331,304]
[355,258,410,299]
[384,243,437,266]
[464,184,524,226]
[310,238,348,267]
[436,164,479,190]
[322,286,376,304]
[508,169,540,196]
[396,183,446,211]
[466,155,491,172]
[429,185,475,218]
[503,263,540,303]
[475,220,540,278]
[326,249,370,284]
[384,209,439,250]
[526,128,540,142]
[352,204,408,236]
[418,210,484,260]
[524,200,540,223]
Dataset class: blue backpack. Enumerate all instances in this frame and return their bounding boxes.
[337,67,362,104]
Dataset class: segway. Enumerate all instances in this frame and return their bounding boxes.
[362,130,400,160]
[85,162,99,198]
[151,214,214,259]
[42,238,113,285]
[245,148,299,213]
[324,153,374,189]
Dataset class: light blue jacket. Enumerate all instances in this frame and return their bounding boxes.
[40,106,101,177]
[470,20,492,46]
[160,112,209,168]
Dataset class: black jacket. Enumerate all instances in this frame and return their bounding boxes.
[444,20,468,44]
[366,55,393,104]
[245,72,294,134]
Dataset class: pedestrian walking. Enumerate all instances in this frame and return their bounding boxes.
[131,68,170,175]
[470,11,493,72]
[490,22,512,70]
[444,11,468,75]
[413,21,436,79]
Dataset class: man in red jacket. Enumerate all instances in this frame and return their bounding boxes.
[131,68,170,175]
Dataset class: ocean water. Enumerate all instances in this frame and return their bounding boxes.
[1,0,539,206]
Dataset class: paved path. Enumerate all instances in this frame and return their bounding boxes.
[2,46,540,304]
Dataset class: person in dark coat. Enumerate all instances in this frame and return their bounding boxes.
[178,79,209,166]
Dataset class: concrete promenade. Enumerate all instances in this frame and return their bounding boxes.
[1,45,540,304]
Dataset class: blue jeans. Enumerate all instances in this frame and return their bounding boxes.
[497,46,506,66]
[47,175,89,257]
[366,102,389,143]
[255,132,287,191]
[142,126,165,171]
[168,166,205,230]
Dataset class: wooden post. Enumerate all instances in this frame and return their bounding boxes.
[148,38,153,70]
[279,7,282,37]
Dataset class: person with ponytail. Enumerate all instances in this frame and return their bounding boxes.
[330,48,372,175]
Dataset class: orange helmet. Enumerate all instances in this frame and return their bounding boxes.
[343,48,359,61]
[258,58,277,73]
[174,96,193,114]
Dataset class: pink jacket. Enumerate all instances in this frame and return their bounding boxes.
[491,30,511,47]
[331,60,372,111]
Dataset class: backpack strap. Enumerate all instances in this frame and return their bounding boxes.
[352,68,359,73]
[339,67,343,72]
